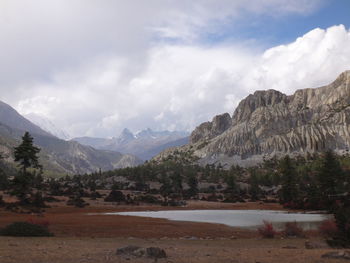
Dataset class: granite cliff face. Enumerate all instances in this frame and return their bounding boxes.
[155,70,350,167]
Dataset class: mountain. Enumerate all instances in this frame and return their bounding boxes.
[25,113,70,140]
[0,101,53,138]
[0,101,142,175]
[72,128,189,160]
[155,70,350,167]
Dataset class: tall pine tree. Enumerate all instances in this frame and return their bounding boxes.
[280,155,298,204]
[14,132,42,174]
[317,150,344,208]
[12,132,43,205]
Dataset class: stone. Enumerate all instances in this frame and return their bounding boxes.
[131,248,147,257]
[282,246,298,249]
[116,246,166,260]
[116,245,141,255]
[321,251,350,260]
[146,247,167,259]
[305,241,329,249]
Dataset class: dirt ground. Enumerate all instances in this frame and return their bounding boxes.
[1,236,347,263]
[0,200,346,263]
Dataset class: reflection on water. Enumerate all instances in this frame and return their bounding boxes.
[108,210,332,230]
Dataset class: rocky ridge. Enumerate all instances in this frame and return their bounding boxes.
[73,128,189,161]
[155,70,350,167]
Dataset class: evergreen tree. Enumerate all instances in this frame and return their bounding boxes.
[0,153,9,190]
[225,173,237,195]
[317,150,344,208]
[248,169,261,201]
[12,132,43,205]
[280,155,298,204]
[186,169,198,198]
[14,132,42,174]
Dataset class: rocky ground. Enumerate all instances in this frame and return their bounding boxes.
[0,201,348,263]
[1,236,348,263]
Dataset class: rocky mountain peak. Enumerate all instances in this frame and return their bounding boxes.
[118,128,135,142]
[156,70,350,167]
[232,89,287,124]
[190,113,231,144]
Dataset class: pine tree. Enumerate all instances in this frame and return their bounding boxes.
[280,155,298,204]
[249,169,261,201]
[0,153,9,190]
[317,150,344,208]
[12,132,43,205]
[186,169,198,198]
[14,132,42,174]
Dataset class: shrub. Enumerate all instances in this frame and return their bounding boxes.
[258,221,277,238]
[104,190,125,202]
[135,194,160,204]
[319,219,338,238]
[66,195,89,208]
[283,221,304,237]
[0,195,4,207]
[0,222,53,237]
[327,207,350,248]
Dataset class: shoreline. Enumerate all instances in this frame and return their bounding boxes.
[0,201,338,263]
[0,201,321,239]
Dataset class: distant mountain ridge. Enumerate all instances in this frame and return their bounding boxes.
[0,101,53,138]
[0,101,142,175]
[72,128,189,160]
[155,70,350,167]
[25,113,70,140]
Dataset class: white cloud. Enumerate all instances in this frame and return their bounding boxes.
[3,0,347,138]
[245,25,350,94]
[12,25,350,138]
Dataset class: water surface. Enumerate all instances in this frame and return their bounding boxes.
[109,210,331,230]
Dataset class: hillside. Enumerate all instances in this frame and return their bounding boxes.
[0,102,142,175]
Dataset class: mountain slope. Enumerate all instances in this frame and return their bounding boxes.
[0,102,142,175]
[0,101,53,137]
[155,70,350,167]
[25,113,70,140]
[73,128,189,160]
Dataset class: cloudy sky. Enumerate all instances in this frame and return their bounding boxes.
[1,0,350,138]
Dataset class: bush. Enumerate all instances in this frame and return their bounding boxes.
[0,222,53,237]
[104,190,125,202]
[327,207,350,248]
[0,195,4,207]
[258,221,277,238]
[283,221,304,237]
[66,195,89,208]
[319,219,338,238]
[135,194,160,204]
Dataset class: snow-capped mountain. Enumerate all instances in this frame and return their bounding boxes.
[72,128,189,160]
[24,113,70,140]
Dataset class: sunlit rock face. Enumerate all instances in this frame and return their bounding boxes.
[155,70,350,167]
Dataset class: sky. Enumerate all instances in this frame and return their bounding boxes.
[1,0,350,138]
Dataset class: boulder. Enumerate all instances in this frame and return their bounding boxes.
[116,245,141,255]
[305,241,329,249]
[146,247,167,259]
[321,251,350,260]
[116,245,166,259]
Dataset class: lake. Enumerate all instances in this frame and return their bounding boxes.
[108,210,331,230]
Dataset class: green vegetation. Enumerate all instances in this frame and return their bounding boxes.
[0,222,53,237]
[0,133,349,245]
[10,132,45,207]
